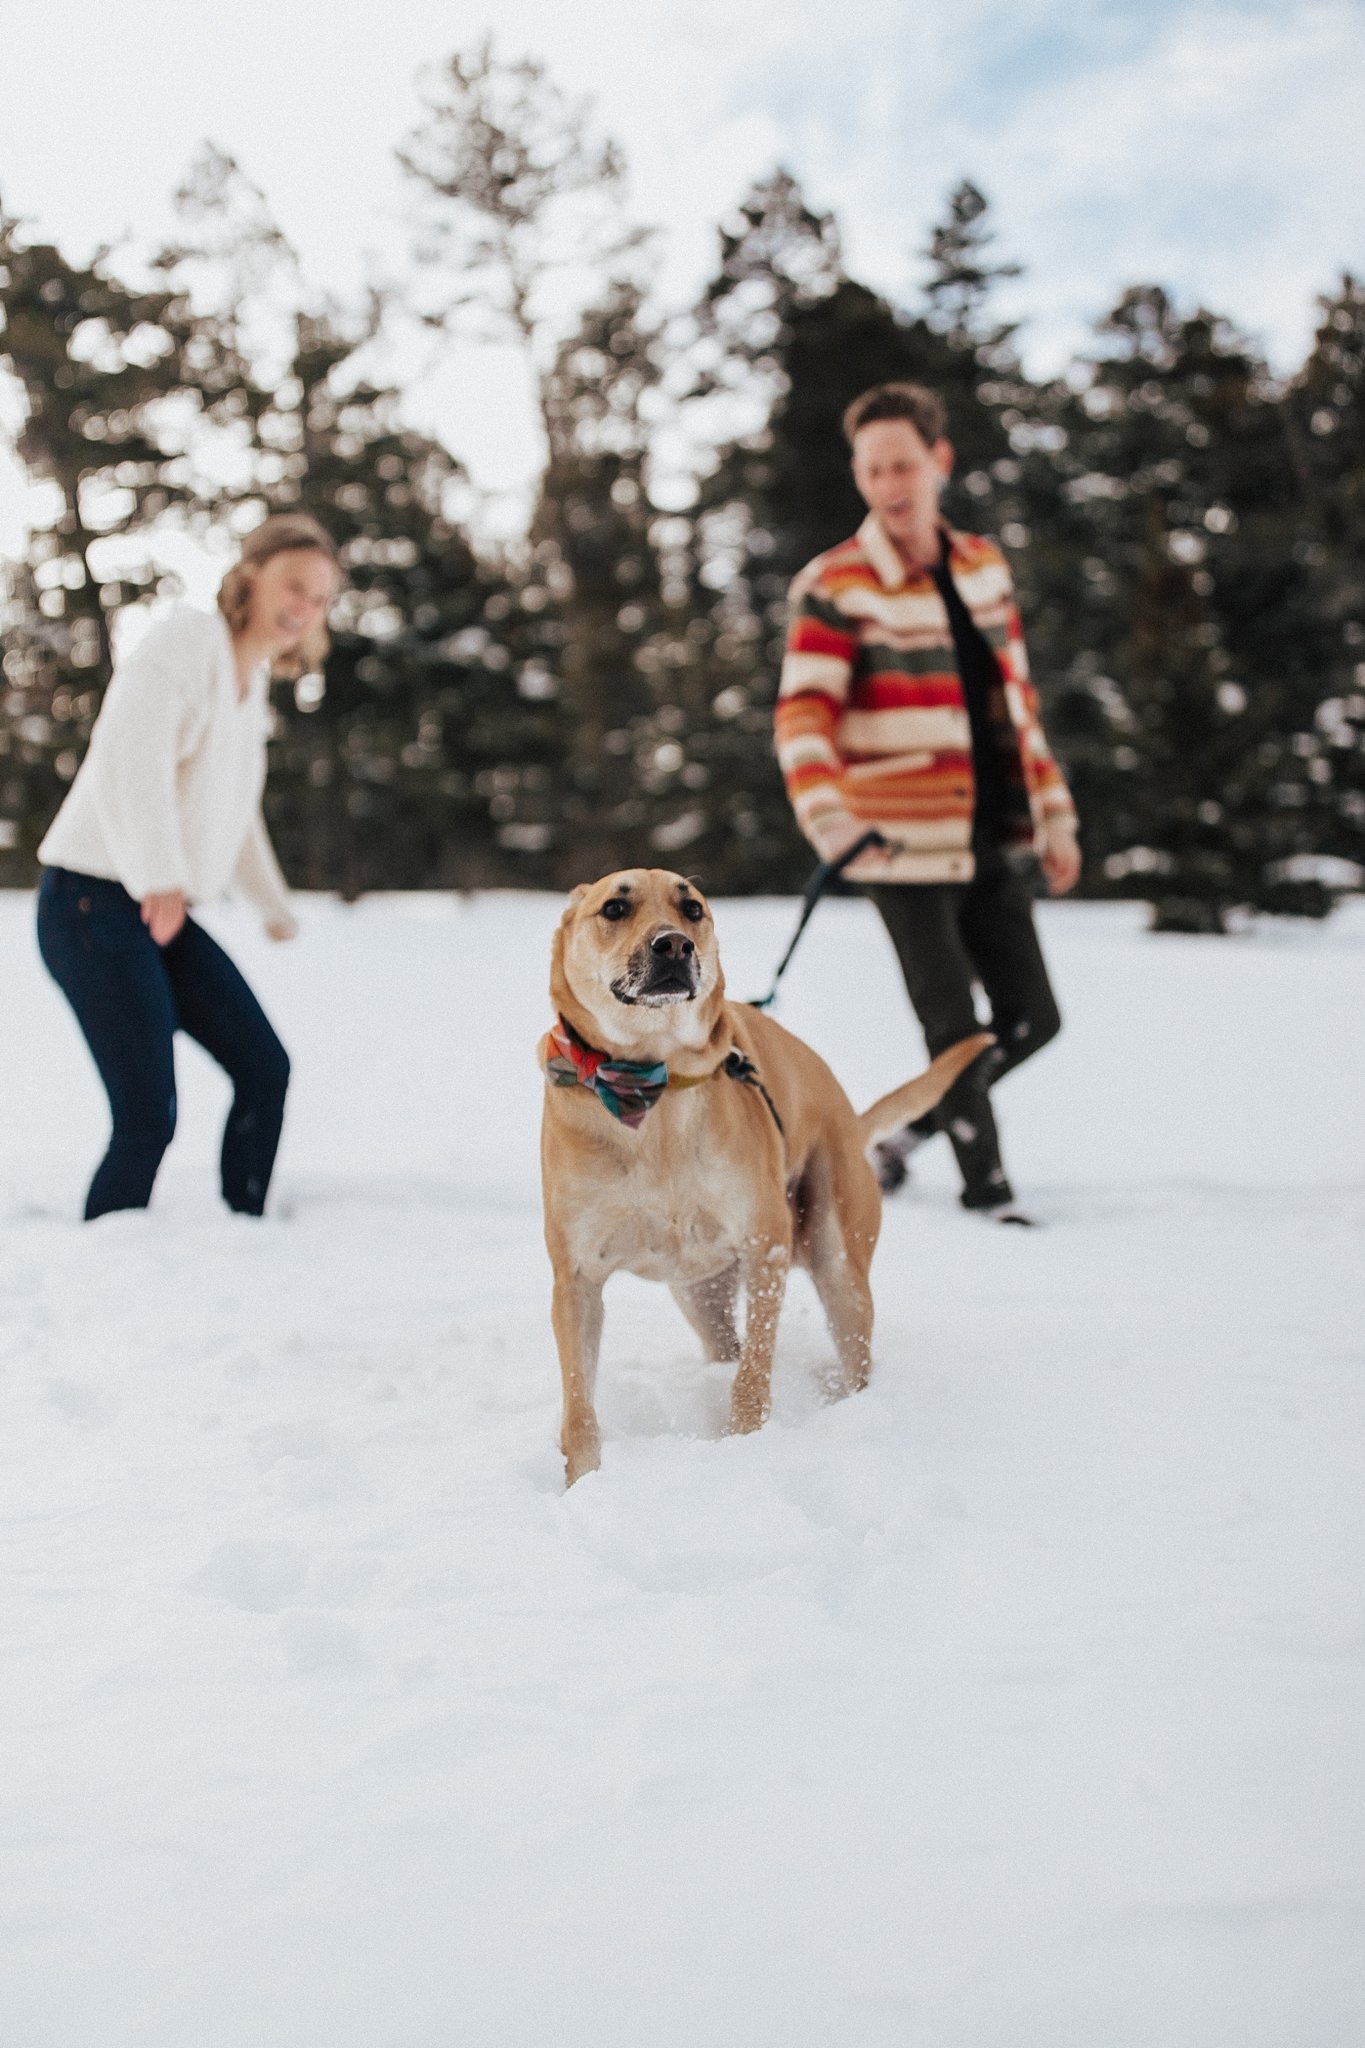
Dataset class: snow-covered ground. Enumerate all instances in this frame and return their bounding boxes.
[1,887,1362,2047]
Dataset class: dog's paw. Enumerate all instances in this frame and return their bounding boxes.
[726,1381,771,1436]
[562,1429,602,1488]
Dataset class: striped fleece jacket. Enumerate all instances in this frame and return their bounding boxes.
[774,514,1077,884]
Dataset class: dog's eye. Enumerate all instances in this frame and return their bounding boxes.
[680,898,704,923]
[600,897,630,922]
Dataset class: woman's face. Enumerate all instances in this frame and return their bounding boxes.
[244,547,340,655]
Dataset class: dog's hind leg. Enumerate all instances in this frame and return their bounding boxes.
[728,1235,791,1435]
[670,1264,741,1364]
[805,1156,878,1395]
[551,1271,606,1486]
[808,1225,874,1394]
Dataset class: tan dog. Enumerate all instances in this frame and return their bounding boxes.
[540,868,992,1486]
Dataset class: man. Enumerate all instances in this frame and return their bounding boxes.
[773,381,1080,1222]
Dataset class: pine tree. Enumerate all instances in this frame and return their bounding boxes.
[398,43,677,886]
[0,558,99,885]
[664,175,1032,890]
[672,172,852,887]
[1052,287,1333,929]
[154,149,552,894]
[398,39,644,438]
[255,304,545,894]
[923,180,1019,337]
[920,178,1032,519]
[0,195,254,878]
[1290,275,1365,880]
[522,279,675,881]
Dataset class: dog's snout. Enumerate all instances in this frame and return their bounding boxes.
[609,916,703,1006]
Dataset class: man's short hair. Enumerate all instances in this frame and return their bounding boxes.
[842,382,947,451]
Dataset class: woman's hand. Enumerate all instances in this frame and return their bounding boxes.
[140,890,187,946]
[1041,822,1082,896]
[264,913,299,944]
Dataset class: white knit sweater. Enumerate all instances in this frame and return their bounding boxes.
[38,606,294,929]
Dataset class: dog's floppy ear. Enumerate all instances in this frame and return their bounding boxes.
[549,917,570,1009]
[557,883,591,930]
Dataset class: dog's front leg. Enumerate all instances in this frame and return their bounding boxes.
[728,1235,791,1436]
[552,1269,606,1486]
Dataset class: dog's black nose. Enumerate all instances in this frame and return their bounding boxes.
[650,929,695,961]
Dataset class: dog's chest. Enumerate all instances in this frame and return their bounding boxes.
[569,1151,754,1283]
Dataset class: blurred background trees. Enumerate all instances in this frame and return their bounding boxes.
[3,43,1363,925]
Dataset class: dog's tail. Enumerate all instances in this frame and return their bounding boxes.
[856,1032,996,1150]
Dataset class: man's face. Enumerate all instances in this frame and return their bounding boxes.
[850,418,953,547]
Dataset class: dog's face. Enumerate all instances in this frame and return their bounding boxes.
[552,868,725,1050]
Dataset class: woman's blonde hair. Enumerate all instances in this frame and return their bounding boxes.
[217,513,341,681]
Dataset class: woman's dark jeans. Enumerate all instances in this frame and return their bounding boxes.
[37,867,290,1221]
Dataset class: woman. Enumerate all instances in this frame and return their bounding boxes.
[36,514,342,1220]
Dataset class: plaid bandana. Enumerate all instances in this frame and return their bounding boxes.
[538,1019,785,1139]
[539,1018,671,1129]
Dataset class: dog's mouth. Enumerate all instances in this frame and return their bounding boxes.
[610,938,702,1006]
[610,968,698,1006]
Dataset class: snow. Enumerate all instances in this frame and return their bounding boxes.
[2,886,1363,2046]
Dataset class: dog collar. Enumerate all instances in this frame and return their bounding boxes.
[539,1018,783,1136]
[539,1017,705,1129]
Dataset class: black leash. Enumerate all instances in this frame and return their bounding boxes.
[747,829,888,1011]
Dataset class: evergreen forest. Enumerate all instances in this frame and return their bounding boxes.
[3,45,1363,931]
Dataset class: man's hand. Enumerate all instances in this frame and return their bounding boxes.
[810,813,891,873]
[1041,822,1082,896]
[140,889,187,946]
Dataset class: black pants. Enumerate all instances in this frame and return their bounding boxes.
[867,848,1060,1204]
[37,867,290,1220]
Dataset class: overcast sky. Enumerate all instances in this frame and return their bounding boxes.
[2,0,1362,569]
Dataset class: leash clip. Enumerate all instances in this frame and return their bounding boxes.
[723,1048,785,1137]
